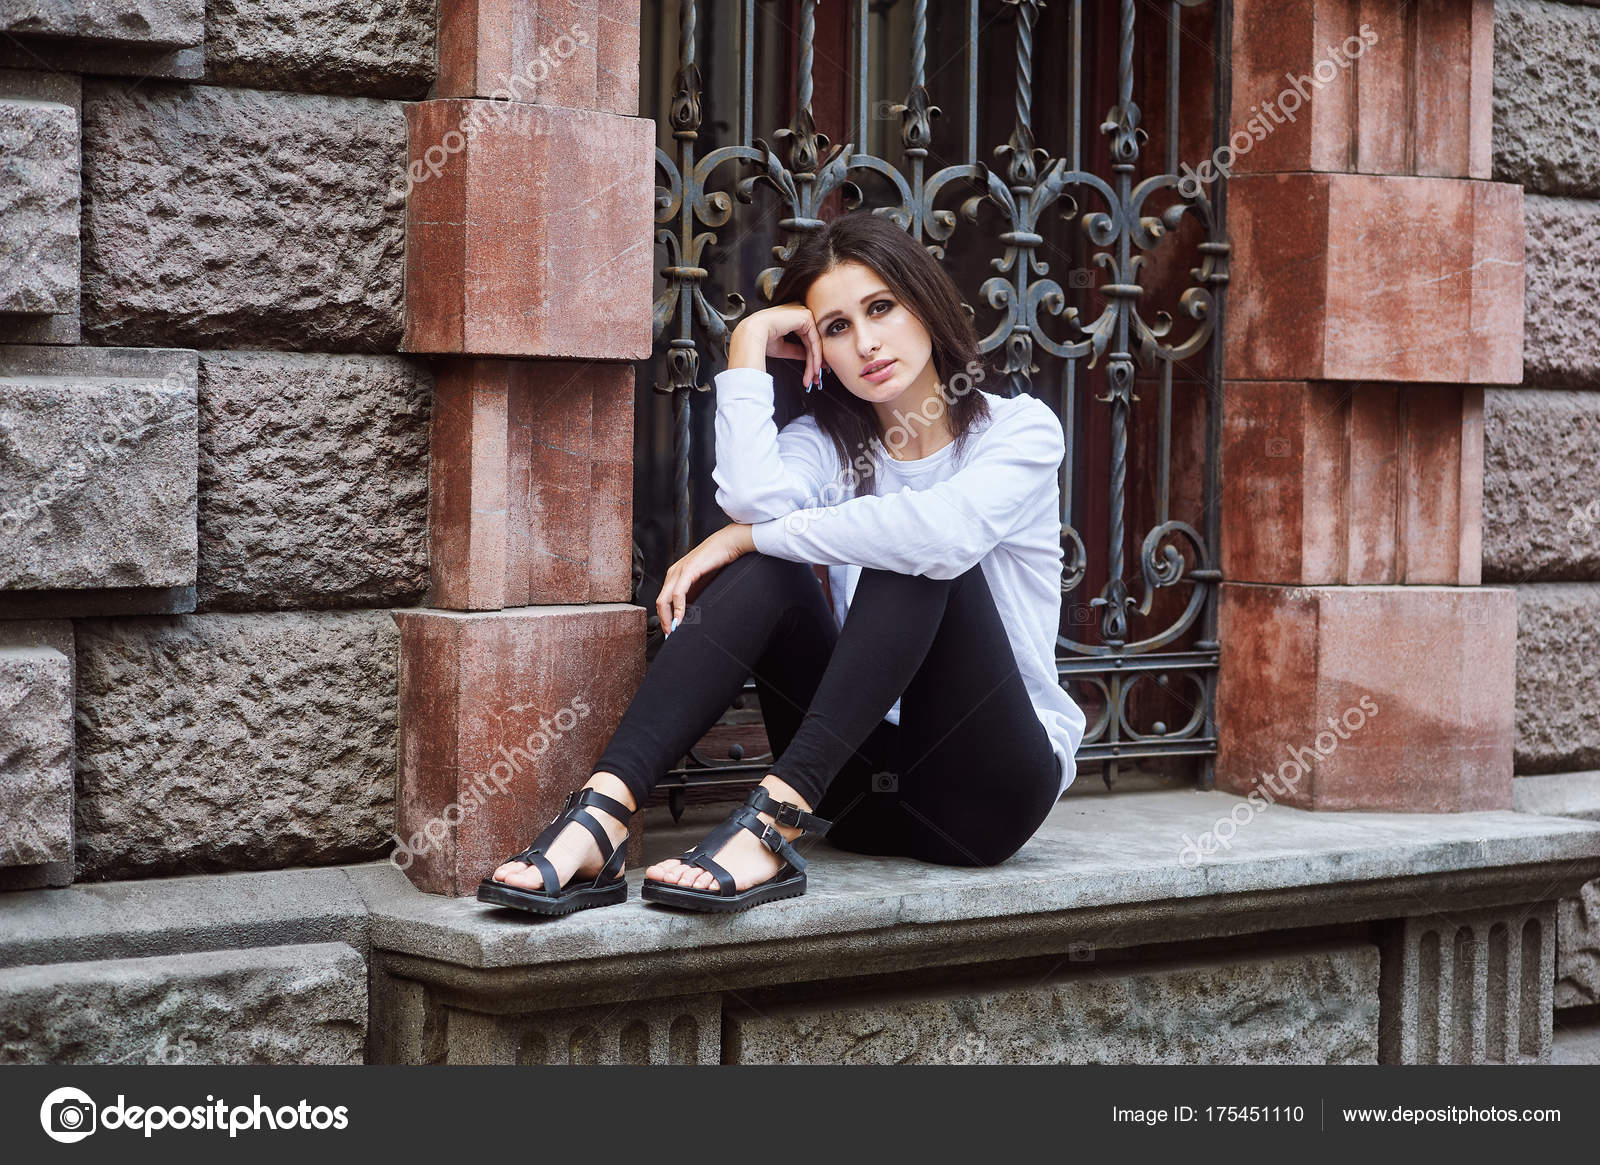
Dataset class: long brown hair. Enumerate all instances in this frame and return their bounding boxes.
[763,211,992,499]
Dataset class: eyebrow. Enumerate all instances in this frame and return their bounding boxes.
[814,289,893,326]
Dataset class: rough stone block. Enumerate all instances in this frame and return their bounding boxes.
[73,610,399,879]
[197,351,431,612]
[0,69,81,345]
[1,0,203,46]
[203,0,435,100]
[1493,0,1600,197]
[727,943,1378,1064]
[1217,583,1516,810]
[1230,0,1492,179]
[430,357,632,610]
[1523,195,1600,390]
[0,646,73,869]
[437,0,641,115]
[402,98,653,358]
[392,604,645,896]
[0,942,365,1065]
[1223,381,1482,584]
[1226,172,1523,384]
[0,346,197,593]
[1512,584,1600,775]
[1557,877,1600,1010]
[1483,388,1600,582]
[1378,901,1555,1063]
[80,80,405,350]
[0,621,73,889]
[0,96,78,316]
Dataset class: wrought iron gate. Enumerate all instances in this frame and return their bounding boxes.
[639,0,1231,799]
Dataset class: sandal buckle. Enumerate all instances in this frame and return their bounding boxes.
[757,822,783,853]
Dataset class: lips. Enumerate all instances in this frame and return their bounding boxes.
[862,358,895,375]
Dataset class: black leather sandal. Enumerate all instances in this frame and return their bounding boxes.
[477,787,634,916]
[639,786,832,913]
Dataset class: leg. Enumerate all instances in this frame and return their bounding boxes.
[641,554,903,890]
[656,560,1043,895]
[493,551,840,893]
[656,560,1030,896]
[874,563,1060,866]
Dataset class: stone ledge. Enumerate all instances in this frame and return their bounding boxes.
[0,867,368,969]
[355,790,1600,1010]
[7,790,1599,1010]
[1514,771,1600,822]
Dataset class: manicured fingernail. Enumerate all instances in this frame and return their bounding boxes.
[670,615,681,633]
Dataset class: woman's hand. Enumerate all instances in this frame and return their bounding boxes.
[729,303,831,390]
[658,522,757,636]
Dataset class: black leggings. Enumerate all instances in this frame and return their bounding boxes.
[590,551,1061,867]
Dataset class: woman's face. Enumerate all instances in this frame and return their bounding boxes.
[805,260,936,404]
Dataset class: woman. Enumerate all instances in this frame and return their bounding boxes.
[477,210,1085,916]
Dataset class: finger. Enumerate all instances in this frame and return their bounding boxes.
[656,569,676,631]
[799,320,819,388]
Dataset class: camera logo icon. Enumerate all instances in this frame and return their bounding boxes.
[40,1087,97,1143]
[870,770,898,793]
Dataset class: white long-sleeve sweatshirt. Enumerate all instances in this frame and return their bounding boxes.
[711,365,1086,797]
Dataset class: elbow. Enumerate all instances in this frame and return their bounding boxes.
[714,485,787,525]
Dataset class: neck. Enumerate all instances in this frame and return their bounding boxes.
[872,366,954,461]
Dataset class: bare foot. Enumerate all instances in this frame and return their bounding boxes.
[644,775,810,893]
[491,772,635,892]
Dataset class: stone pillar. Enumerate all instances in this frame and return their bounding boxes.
[394,1,654,895]
[1216,0,1522,810]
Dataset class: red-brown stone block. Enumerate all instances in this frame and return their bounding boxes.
[1216,582,1515,811]
[1225,172,1523,384]
[1222,381,1484,585]
[438,0,640,115]
[394,604,647,896]
[1227,0,1491,179]
[402,99,654,358]
[430,357,634,610]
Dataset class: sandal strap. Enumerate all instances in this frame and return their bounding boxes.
[745,786,832,835]
[665,793,821,895]
[501,785,634,874]
[574,787,634,824]
[525,851,561,895]
[687,853,739,896]
[724,804,808,874]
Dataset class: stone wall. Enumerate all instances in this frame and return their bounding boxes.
[1488,0,1600,774]
[0,1,435,890]
[1488,0,1600,1010]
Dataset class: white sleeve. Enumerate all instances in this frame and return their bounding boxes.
[711,366,843,523]
[748,397,1064,579]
